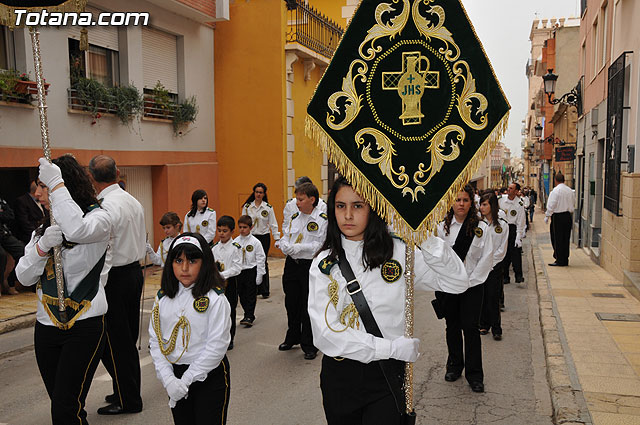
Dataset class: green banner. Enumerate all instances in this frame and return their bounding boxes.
[306,0,510,243]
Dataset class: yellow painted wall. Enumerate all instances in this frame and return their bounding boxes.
[214,1,287,226]
[310,0,348,28]
[291,59,325,196]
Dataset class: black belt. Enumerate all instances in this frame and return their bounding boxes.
[113,261,140,270]
[287,256,312,265]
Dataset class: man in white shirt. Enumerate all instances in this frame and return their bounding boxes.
[545,172,575,267]
[89,155,146,415]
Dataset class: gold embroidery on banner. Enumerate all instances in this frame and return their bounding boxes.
[414,125,465,188]
[355,128,409,190]
[453,61,488,130]
[327,60,367,131]
[358,0,410,61]
[412,0,460,62]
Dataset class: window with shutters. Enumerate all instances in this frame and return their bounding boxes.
[141,27,179,119]
[0,25,16,71]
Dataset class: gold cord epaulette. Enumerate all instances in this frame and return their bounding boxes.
[152,304,191,364]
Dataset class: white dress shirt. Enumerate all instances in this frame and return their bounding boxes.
[280,206,328,260]
[211,239,242,280]
[15,187,112,326]
[282,198,327,234]
[233,234,266,276]
[487,216,509,268]
[149,284,231,392]
[149,236,175,267]
[436,218,492,287]
[98,184,146,266]
[498,195,526,245]
[308,235,469,363]
[184,208,217,244]
[545,183,575,216]
[242,201,280,240]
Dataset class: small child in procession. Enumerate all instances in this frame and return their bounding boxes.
[149,233,231,425]
[233,215,265,327]
[147,212,182,267]
[212,216,242,349]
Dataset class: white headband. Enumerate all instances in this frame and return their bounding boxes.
[173,236,202,251]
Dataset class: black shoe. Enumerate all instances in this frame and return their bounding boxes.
[493,334,502,341]
[97,403,142,415]
[479,328,489,335]
[548,262,563,266]
[105,393,118,404]
[444,372,461,382]
[469,381,485,393]
[515,277,524,283]
[304,352,317,360]
[261,294,270,299]
[279,342,295,351]
[228,341,234,350]
[503,280,511,285]
[243,317,254,327]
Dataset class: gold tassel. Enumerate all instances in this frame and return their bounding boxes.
[305,111,509,245]
[79,28,89,51]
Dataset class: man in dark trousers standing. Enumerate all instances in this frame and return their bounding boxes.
[89,155,146,415]
[545,172,575,266]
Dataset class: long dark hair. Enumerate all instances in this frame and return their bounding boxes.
[187,189,208,217]
[36,154,99,237]
[161,232,225,299]
[319,177,393,270]
[443,184,479,236]
[244,182,269,205]
[479,191,499,225]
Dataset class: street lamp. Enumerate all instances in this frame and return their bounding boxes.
[534,124,543,138]
[542,69,580,106]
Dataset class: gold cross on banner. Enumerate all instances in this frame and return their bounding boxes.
[382,52,439,126]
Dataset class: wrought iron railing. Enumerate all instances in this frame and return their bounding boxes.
[285,0,344,59]
[67,88,118,115]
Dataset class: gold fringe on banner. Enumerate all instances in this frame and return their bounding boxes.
[0,0,88,29]
[305,111,509,245]
[40,293,91,330]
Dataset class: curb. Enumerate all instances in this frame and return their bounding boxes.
[530,231,591,425]
[0,312,36,335]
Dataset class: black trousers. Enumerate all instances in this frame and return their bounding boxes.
[479,267,502,335]
[224,276,238,342]
[35,316,106,425]
[550,212,572,265]
[320,356,403,425]
[171,357,230,425]
[502,224,523,282]
[254,233,271,296]
[100,262,144,411]
[438,284,484,383]
[237,267,257,321]
[282,257,316,354]
[0,232,24,286]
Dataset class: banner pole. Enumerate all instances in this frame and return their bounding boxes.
[29,26,67,324]
[404,241,415,413]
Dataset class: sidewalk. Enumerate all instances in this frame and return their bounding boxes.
[530,210,640,425]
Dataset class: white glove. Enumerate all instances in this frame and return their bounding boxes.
[544,216,549,224]
[256,274,263,286]
[279,239,293,256]
[389,336,420,362]
[146,243,155,255]
[166,376,188,404]
[38,158,64,190]
[38,225,63,252]
[515,238,522,248]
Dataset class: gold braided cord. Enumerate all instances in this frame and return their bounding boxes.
[305,111,509,245]
[0,0,88,29]
[152,304,191,364]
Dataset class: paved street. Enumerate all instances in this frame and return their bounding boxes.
[0,243,553,425]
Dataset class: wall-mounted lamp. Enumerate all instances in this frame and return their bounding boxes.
[543,69,581,106]
[534,123,543,138]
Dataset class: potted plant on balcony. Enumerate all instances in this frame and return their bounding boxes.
[145,81,173,119]
[172,96,198,135]
[0,69,32,104]
[110,84,143,125]
[73,76,108,120]
[14,72,50,96]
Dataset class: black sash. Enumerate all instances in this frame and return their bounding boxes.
[451,216,474,262]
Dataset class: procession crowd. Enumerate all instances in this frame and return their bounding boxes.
[0,153,574,425]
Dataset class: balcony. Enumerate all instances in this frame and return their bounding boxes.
[285,0,344,60]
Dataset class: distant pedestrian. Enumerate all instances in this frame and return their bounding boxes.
[0,196,24,296]
[545,173,575,267]
[14,180,45,244]
[498,183,526,286]
[528,188,537,222]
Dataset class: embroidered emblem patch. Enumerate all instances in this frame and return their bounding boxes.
[320,213,328,220]
[202,220,209,227]
[495,226,503,234]
[510,210,517,217]
[381,259,402,283]
[193,296,209,313]
[473,227,483,238]
[319,257,336,275]
[246,245,254,252]
[307,222,319,232]
[216,261,225,272]
[261,210,269,217]
[292,212,300,220]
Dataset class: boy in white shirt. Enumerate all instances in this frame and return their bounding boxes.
[212,216,243,349]
[234,215,265,327]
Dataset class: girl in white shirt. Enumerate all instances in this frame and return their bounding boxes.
[149,233,231,424]
[308,177,469,424]
[184,190,216,245]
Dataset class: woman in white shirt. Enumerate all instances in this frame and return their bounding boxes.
[241,183,279,298]
[149,232,231,424]
[16,155,111,425]
[308,177,469,424]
